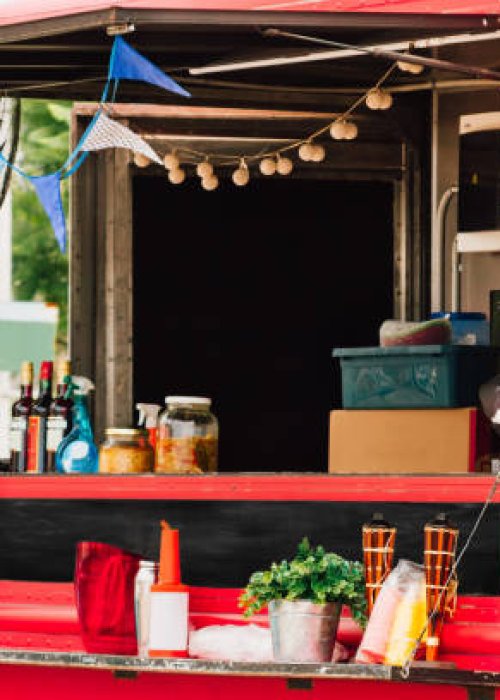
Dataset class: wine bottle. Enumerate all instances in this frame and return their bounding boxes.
[26,361,53,473]
[46,360,73,473]
[9,361,34,473]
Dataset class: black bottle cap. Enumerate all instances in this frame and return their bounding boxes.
[368,512,391,527]
[428,512,456,528]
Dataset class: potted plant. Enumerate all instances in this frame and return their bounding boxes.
[239,538,367,663]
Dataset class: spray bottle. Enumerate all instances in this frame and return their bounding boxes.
[148,520,189,657]
[55,377,98,474]
[136,403,161,449]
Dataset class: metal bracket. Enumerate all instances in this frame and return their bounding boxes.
[467,687,496,700]
[286,678,313,690]
[106,23,135,36]
[112,670,139,680]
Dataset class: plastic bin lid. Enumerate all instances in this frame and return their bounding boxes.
[430,312,486,320]
[332,344,496,357]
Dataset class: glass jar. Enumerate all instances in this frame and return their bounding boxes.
[99,428,154,474]
[155,396,218,473]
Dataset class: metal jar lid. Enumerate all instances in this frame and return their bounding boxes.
[165,396,211,409]
[105,427,148,437]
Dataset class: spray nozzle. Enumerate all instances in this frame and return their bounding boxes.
[136,403,161,429]
[72,376,95,397]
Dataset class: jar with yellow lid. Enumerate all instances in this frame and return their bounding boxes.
[99,428,154,474]
[156,396,218,473]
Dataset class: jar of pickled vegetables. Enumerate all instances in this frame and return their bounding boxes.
[99,428,154,474]
[155,397,218,473]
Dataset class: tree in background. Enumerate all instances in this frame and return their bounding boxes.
[12,100,71,352]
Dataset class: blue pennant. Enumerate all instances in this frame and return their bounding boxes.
[110,37,191,98]
[31,173,67,254]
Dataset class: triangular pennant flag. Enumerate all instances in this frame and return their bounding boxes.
[110,37,191,98]
[31,173,67,254]
[81,112,163,165]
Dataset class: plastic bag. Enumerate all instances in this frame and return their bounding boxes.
[74,541,140,655]
[355,560,426,665]
[188,624,351,663]
[189,624,273,662]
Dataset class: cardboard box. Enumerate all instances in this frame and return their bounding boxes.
[328,408,490,474]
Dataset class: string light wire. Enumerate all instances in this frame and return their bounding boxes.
[160,61,398,173]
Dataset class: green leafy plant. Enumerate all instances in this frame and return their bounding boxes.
[239,538,367,627]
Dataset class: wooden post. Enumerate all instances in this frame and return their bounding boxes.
[95,147,134,439]
[69,115,97,382]
[70,112,134,441]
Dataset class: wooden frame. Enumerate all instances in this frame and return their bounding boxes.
[70,104,424,438]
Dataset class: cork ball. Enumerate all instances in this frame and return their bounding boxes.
[366,88,393,111]
[232,165,250,187]
[196,160,214,179]
[298,142,315,162]
[163,152,180,170]
[276,156,293,176]
[259,157,277,176]
[168,167,186,185]
[133,153,151,168]
[310,144,326,163]
[330,121,346,140]
[397,59,424,75]
[202,174,219,191]
[344,121,359,140]
[380,90,393,110]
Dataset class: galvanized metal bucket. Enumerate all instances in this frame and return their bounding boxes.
[268,600,341,662]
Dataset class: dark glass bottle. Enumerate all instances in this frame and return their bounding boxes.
[46,360,73,473]
[26,361,53,473]
[9,361,34,473]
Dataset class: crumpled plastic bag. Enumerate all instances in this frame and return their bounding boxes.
[189,624,273,662]
[188,624,351,663]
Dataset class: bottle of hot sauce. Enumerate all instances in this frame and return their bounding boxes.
[46,360,73,472]
[26,361,53,473]
[9,361,34,473]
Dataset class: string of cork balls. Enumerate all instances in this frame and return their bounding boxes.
[134,57,423,190]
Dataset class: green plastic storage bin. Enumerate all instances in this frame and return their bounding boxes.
[333,344,499,409]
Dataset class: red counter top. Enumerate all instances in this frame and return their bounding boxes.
[0,473,497,503]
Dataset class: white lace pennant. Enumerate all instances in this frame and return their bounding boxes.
[82,111,162,165]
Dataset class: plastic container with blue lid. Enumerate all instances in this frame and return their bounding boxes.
[430,312,489,346]
[333,344,499,409]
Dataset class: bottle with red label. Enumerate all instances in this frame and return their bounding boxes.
[46,360,73,472]
[9,361,34,473]
[27,361,53,473]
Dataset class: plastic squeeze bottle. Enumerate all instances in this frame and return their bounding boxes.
[136,403,161,449]
[148,520,189,657]
[55,376,98,474]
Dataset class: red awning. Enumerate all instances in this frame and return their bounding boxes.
[0,0,497,29]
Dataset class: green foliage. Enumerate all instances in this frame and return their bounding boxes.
[12,99,71,351]
[239,538,368,627]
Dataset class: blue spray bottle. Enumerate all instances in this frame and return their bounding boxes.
[55,376,98,473]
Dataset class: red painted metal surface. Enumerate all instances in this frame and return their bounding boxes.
[0,666,475,700]
[0,473,498,503]
[2,581,500,671]
[1,581,500,697]
[0,0,497,29]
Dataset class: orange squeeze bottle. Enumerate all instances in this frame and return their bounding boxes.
[148,520,189,657]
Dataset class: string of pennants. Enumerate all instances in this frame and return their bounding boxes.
[0,37,191,253]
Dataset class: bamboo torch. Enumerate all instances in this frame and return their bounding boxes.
[362,513,397,617]
[424,513,459,661]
